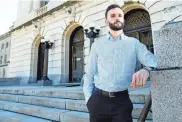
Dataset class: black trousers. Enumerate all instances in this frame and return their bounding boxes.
[86,88,133,122]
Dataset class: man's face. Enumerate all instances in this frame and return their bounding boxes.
[105,8,125,31]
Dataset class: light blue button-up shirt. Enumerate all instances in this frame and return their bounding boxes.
[83,32,157,103]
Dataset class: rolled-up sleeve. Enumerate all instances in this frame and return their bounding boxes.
[83,42,98,103]
[135,40,157,68]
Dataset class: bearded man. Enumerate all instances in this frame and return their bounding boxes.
[83,4,157,122]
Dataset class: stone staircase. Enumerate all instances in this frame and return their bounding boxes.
[0,86,152,122]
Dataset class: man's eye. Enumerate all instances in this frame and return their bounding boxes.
[119,14,122,17]
[111,15,115,17]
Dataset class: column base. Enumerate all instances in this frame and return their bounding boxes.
[37,76,52,86]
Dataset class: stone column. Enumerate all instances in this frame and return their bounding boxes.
[150,21,182,122]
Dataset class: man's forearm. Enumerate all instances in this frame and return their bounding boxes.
[83,42,97,103]
[83,82,94,103]
[83,75,95,103]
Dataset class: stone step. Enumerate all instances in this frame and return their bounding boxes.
[66,99,152,120]
[29,82,82,87]
[59,111,152,122]
[0,109,152,122]
[0,78,21,86]
[0,93,148,109]
[0,86,85,100]
[60,111,89,122]
[0,87,150,104]
[0,94,67,109]
[0,96,152,120]
[0,100,69,121]
[57,83,82,87]
[0,100,152,121]
[129,88,150,104]
[0,110,52,122]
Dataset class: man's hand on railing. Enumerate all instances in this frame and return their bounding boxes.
[131,68,150,89]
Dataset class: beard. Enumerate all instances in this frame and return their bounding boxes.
[109,21,124,31]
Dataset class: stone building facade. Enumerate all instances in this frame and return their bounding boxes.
[1,0,182,85]
[0,33,11,78]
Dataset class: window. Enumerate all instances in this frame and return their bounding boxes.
[1,44,4,50]
[0,56,2,64]
[41,1,49,7]
[6,42,8,48]
[4,55,7,63]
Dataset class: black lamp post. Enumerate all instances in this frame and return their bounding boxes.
[39,38,54,86]
[84,23,100,48]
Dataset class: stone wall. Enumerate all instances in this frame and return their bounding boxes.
[151,21,182,122]
[151,69,182,122]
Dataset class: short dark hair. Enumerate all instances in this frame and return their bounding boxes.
[105,4,122,19]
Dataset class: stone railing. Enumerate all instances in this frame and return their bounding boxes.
[36,5,48,16]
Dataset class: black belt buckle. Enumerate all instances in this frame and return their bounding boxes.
[109,92,115,98]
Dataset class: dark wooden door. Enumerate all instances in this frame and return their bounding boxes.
[37,43,45,80]
[69,27,84,82]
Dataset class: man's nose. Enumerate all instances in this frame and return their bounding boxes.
[115,19,120,22]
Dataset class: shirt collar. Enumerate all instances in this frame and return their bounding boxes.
[106,32,125,41]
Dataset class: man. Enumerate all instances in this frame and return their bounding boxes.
[83,4,157,122]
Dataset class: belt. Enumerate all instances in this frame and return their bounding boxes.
[95,87,128,98]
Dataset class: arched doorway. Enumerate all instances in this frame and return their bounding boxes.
[124,9,153,71]
[69,26,84,82]
[30,36,44,83]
